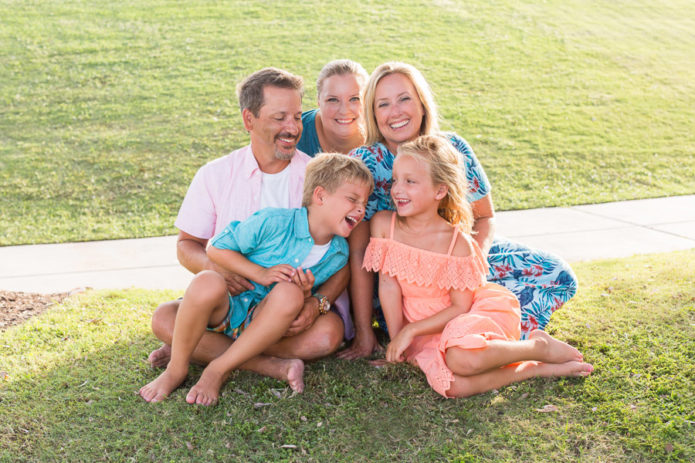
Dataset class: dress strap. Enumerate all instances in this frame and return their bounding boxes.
[446,226,459,256]
[389,212,397,239]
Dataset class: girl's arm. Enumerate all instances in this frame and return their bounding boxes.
[378,271,405,337]
[386,287,473,362]
[207,246,295,287]
[370,211,408,334]
[386,229,476,362]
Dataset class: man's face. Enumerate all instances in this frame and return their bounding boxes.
[246,86,303,161]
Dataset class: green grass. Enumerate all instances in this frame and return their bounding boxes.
[1,250,693,462]
[1,0,694,245]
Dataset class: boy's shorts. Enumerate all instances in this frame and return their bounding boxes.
[207,295,257,340]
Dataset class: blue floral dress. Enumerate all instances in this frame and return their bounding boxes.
[349,133,577,338]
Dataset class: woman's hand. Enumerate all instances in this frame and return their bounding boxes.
[386,324,414,363]
[257,264,296,286]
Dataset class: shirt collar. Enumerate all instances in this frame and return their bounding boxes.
[242,144,302,180]
[238,145,261,179]
[293,207,311,239]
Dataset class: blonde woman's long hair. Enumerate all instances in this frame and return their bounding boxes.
[363,62,440,146]
[397,135,474,233]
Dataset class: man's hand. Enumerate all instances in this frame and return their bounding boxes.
[284,296,320,337]
[291,267,315,298]
[223,272,255,295]
[337,328,383,360]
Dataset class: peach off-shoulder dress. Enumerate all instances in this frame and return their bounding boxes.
[363,213,521,398]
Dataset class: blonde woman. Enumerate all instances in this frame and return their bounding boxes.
[340,62,577,360]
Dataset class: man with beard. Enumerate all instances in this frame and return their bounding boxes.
[145,68,347,389]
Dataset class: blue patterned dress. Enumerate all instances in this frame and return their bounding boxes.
[349,133,577,338]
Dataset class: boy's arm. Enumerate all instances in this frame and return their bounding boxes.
[207,246,295,287]
[177,231,255,295]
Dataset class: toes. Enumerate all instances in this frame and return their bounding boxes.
[139,387,164,403]
[580,363,594,376]
[290,380,305,394]
[186,386,217,406]
[138,388,151,402]
[139,385,156,402]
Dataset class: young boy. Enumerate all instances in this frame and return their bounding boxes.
[139,154,373,405]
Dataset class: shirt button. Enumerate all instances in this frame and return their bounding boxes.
[294,259,299,263]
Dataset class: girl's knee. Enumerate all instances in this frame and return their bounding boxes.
[446,376,477,398]
[445,347,483,377]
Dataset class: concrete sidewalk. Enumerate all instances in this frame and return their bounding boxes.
[2,195,694,294]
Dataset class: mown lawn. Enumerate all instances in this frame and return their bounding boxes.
[2,0,694,245]
[1,249,693,462]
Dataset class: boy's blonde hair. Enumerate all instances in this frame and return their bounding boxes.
[364,62,440,146]
[397,135,474,233]
[302,153,374,207]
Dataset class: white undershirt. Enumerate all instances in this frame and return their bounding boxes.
[301,242,331,268]
[259,166,291,209]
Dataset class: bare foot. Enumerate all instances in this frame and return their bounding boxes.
[529,330,583,364]
[539,360,594,378]
[241,356,305,393]
[283,359,305,393]
[186,366,225,406]
[139,366,187,403]
[147,344,171,368]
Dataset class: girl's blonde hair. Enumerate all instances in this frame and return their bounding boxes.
[363,62,440,146]
[316,59,369,98]
[397,135,473,233]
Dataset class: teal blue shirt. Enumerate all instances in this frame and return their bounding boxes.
[296,109,321,157]
[210,207,348,328]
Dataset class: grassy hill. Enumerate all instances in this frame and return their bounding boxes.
[2,0,693,245]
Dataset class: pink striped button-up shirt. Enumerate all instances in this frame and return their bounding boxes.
[175,145,311,240]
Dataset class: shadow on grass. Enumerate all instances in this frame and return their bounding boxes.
[2,250,694,462]
[2,328,586,462]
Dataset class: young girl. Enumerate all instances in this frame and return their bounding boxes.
[363,135,593,398]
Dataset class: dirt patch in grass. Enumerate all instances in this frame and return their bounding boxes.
[0,290,70,330]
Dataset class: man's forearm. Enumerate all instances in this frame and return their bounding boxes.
[177,236,211,274]
[314,264,349,303]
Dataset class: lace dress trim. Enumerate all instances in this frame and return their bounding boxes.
[363,237,488,291]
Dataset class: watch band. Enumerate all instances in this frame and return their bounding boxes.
[312,293,330,315]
